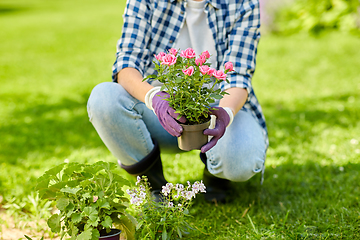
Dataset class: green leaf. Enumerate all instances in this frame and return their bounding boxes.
[62,162,82,178]
[56,197,69,210]
[65,202,75,217]
[77,228,92,240]
[83,206,99,226]
[91,229,100,240]
[162,225,168,240]
[143,74,157,82]
[177,226,182,238]
[43,163,66,178]
[82,192,91,200]
[47,214,61,233]
[60,187,81,195]
[71,212,82,223]
[210,93,223,99]
[97,198,110,210]
[101,216,112,229]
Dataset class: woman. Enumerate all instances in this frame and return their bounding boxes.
[87,0,268,202]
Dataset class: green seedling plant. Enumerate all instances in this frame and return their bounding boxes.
[127,176,206,239]
[36,161,136,240]
[144,48,233,124]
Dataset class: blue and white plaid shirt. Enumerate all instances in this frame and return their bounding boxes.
[112,0,268,147]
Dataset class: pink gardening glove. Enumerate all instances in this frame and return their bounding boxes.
[152,91,186,137]
[201,107,230,153]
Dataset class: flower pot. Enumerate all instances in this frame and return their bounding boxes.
[178,120,211,151]
[99,229,121,240]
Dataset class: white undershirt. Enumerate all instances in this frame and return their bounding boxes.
[174,0,217,68]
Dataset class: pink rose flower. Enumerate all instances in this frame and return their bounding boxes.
[182,66,194,76]
[195,55,206,66]
[180,48,196,59]
[208,68,216,76]
[224,62,234,72]
[201,50,210,59]
[199,65,211,75]
[155,52,166,62]
[213,70,227,80]
[168,48,178,56]
[161,53,177,66]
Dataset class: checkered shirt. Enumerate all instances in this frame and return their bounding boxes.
[112,0,268,148]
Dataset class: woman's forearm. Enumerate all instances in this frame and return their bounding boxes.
[117,67,153,103]
[218,87,248,115]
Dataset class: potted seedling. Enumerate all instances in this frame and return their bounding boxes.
[144,48,234,150]
[36,161,136,240]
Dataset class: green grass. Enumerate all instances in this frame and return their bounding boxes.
[1,0,360,239]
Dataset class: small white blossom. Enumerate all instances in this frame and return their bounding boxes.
[139,185,146,192]
[184,190,195,200]
[162,183,173,196]
[192,181,206,193]
[350,139,359,145]
[339,166,344,172]
[136,176,141,185]
[175,183,184,191]
[168,202,174,207]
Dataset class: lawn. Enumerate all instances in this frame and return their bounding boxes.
[0,0,360,239]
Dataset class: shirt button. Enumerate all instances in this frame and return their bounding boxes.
[181,11,184,15]
[169,40,173,43]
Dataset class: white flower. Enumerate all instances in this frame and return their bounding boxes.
[161,183,174,196]
[192,181,206,193]
[136,176,141,185]
[139,191,146,199]
[175,183,184,191]
[184,190,195,200]
[139,185,146,192]
[168,202,174,207]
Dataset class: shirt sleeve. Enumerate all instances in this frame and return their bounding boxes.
[112,0,153,82]
[219,0,261,101]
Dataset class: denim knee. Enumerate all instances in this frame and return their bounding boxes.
[87,82,117,120]
[223,156,264,182]
[217,140,265,182]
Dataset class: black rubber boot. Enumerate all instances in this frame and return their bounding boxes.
[120,140,167,202]
[200,153,231,203]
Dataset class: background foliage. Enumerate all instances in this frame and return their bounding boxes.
[0,0,360,239]
[272,0,360,34]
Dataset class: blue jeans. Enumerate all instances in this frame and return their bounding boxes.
[87,82,266,182]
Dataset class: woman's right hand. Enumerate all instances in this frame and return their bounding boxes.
[152,91,186,137]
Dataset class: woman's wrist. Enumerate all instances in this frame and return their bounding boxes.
[222,107,234,127]
[144,86,162,110]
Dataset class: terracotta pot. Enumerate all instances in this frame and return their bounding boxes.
[178,120,211,151]
[99,229,121,240]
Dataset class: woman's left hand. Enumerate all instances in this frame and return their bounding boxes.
[201,107,230,153]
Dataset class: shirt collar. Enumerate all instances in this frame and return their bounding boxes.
[170,0,222,9]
